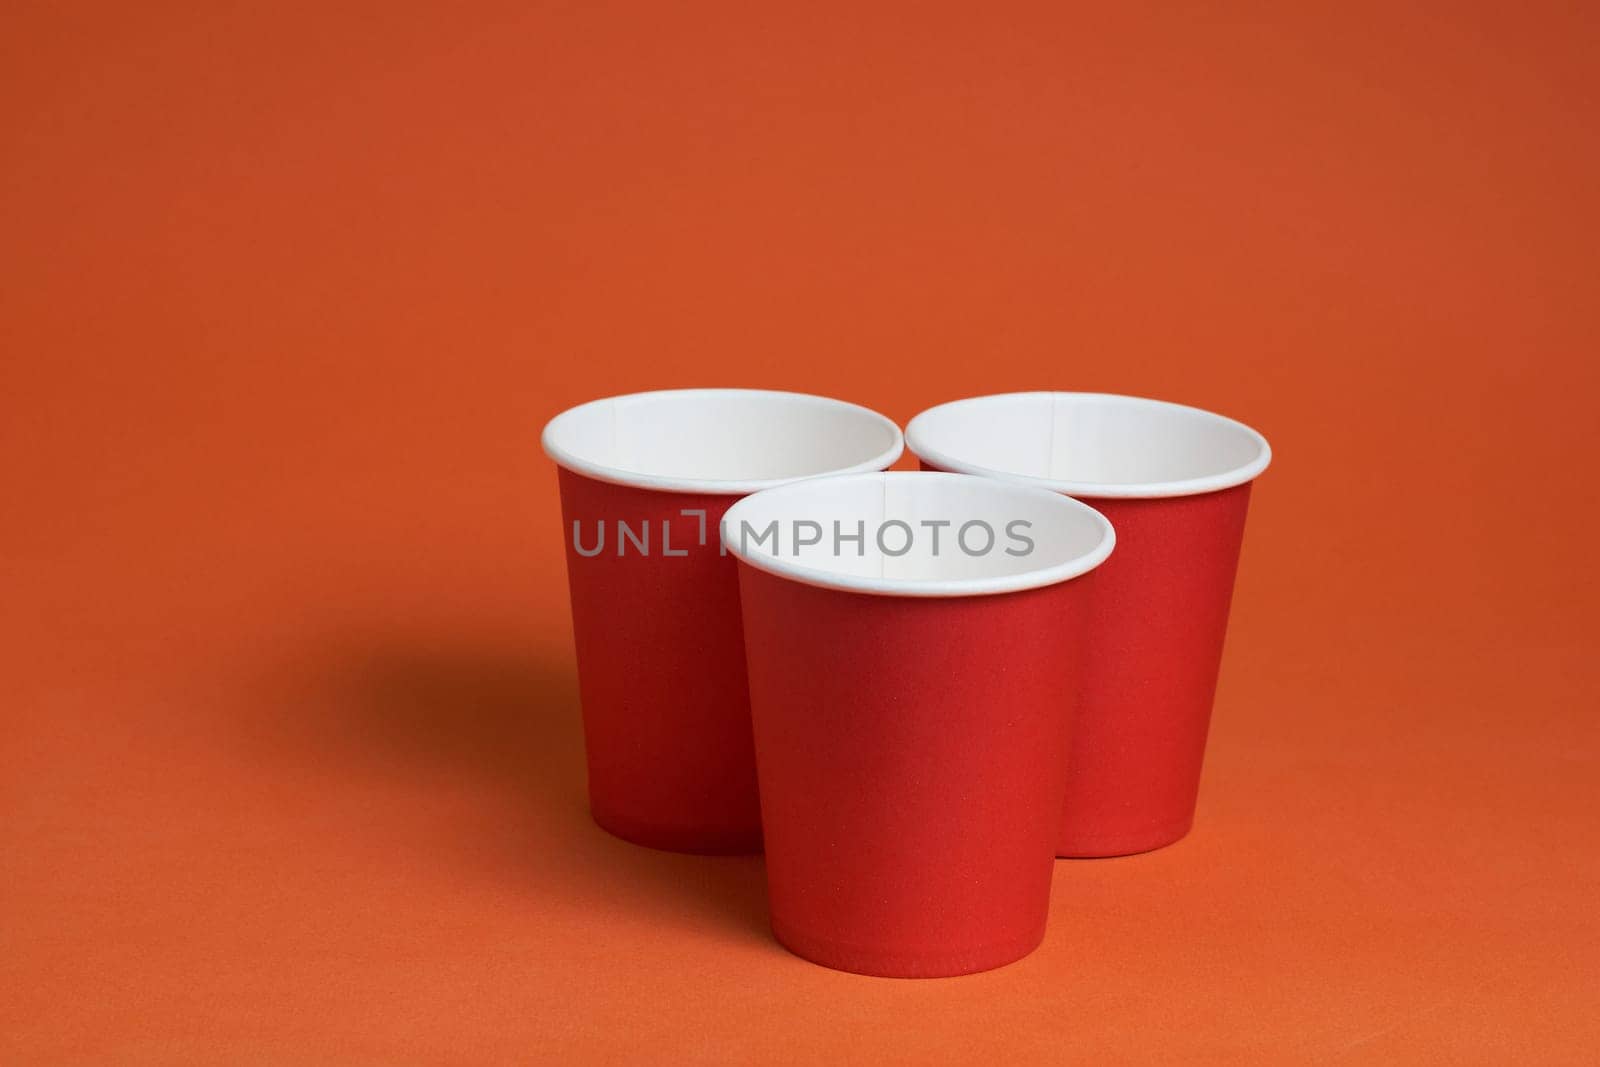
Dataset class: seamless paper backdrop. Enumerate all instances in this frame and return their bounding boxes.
[3,2,1598,1063]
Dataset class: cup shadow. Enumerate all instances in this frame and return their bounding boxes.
[269,636,774,949]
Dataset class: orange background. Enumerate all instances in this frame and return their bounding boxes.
[4,2,1598,1062]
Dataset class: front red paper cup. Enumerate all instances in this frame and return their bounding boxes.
[722,472,1114,976]
[907,393,1271,857]
[543,390,902,854]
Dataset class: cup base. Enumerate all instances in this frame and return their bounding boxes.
[770,920,1047,979]
[1056,817,1194,859]
[591,810,762,856]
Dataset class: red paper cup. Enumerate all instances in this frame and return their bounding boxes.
[543,390,902,854]
[907,393,1271,857]
[721,472,1114,976]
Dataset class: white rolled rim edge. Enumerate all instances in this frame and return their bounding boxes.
[541,388,905,495]
[905,391,1272,500]
[719,471,1116,599]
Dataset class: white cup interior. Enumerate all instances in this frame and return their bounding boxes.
[543,389,904,494]
[720,471,1114,597]
[906,392,1270,498]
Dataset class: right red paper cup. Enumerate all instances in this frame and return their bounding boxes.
[906,392,1271,857]
[722,472,1114,977]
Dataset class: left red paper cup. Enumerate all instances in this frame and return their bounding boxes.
[542,390,904,854]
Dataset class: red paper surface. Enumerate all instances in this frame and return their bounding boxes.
[736,562,1093,977]
[557,468,762,852]
[916,458,1256,855]
[1063,486,1252,855]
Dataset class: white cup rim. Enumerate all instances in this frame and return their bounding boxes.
[906,391,1271,499]
[720,471,1115,598]
[542,388,905,495]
